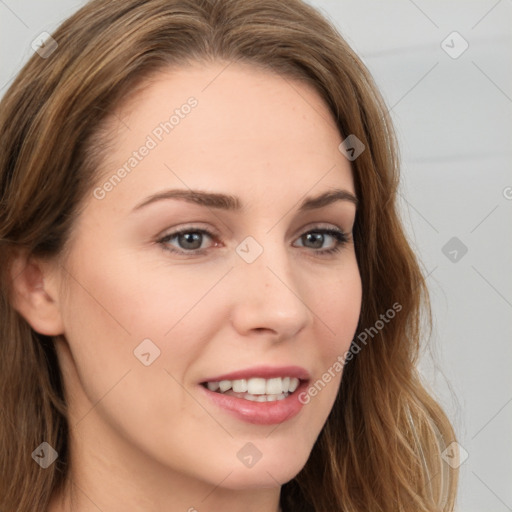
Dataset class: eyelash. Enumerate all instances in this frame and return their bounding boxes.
[157,226,350,257]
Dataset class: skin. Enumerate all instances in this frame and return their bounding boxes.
[13,60,362,512]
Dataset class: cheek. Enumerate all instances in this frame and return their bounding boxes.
[58,246,230,424]
[314,259,362,356]
[304,260,362,405]
[58,257,229,474]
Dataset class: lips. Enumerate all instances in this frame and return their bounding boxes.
[200,365,310,383]
[198,365,310,425]
[204,376,300,396]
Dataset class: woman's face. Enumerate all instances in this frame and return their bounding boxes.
[51,61,362,493]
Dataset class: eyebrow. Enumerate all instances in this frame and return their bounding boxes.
[132,187,358,213]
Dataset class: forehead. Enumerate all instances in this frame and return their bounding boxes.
[91,60,355,212]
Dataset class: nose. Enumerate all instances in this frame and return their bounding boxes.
[228,239,314,342]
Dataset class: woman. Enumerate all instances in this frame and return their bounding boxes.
[0,0,459,510]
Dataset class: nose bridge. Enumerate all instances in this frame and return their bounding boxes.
[230,231,312,337]
[237,231,294,290]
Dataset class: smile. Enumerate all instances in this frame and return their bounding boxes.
[199,367,310,425]
[202,376,300,402]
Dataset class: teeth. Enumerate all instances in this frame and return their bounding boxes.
[207,381,220,392]
[219,380,232,392]
[232,379,247,392]
[247,378,266,395]
[205,376,301,396]
[266,377,282,394]
[289,378,299,393]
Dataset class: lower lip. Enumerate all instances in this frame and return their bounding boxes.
[199,381,309,425]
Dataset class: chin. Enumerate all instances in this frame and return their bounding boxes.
[219,468,299,490]
[214,450,311,490]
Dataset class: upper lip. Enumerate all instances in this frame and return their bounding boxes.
[200,365,311,383]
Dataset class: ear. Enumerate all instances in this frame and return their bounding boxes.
[9,251,65,336]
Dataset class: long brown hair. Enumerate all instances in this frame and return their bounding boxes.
[0,0,458,510]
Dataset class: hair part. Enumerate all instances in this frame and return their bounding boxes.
[0,1,458,510]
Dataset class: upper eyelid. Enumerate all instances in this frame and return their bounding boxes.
[160,218,350,234]
[159,223,348,240]
[158,224,349,250]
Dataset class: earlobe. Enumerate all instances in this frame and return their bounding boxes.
[9,252,65,336]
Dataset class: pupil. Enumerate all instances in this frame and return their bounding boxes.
[180,232,202,249]
[305,232,323,248]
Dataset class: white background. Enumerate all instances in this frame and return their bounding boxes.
[1,1,511,510]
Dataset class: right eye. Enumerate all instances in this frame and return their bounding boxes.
[158,228,219,255]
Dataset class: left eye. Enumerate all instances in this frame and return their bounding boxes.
[294,230,347,252]
[158,227,348,255]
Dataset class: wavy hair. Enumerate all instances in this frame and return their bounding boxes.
[0,0,458,510]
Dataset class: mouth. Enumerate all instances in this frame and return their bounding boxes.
[198,366,310,425]
[200,376,302,402]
